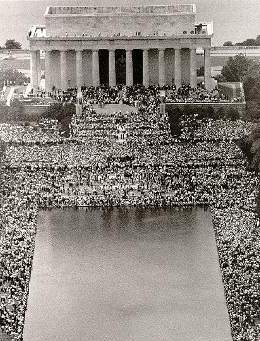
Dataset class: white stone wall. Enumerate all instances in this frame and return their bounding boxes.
[45,14,195,37]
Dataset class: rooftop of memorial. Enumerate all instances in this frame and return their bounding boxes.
[45,4,196,16]
[28,3,212,45]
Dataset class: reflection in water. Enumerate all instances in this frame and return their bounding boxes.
[24,207,232,341]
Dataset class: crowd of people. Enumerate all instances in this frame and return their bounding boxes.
[212,208,260,341]
[43,84,240,106]
[164,84,244,103]
[0,85,259,341]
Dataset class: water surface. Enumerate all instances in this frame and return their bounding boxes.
[24,207,232,341]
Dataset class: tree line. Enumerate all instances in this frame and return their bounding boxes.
[223,34,260,47]
[215,54,260,121]
[0,39,22,50]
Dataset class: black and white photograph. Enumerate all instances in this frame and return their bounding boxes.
[0,0,260,340]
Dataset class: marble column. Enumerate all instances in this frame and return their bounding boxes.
[174,48,181,89]
[36,50,41,89]
[44,50,51,93]
[30,50,38,92]
[109,49,116,87]
[204,48,211,90]
[126,49,133,86]
[60,50,67,91]
[143,49,149,87]
[76,50,83,89]
[158,49,165,87]
[190,48,197,88]
[92,49,100,87]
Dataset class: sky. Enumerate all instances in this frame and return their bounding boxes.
[0,0,259,47]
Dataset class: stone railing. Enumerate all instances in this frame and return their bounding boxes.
[211,45,260,50]
[47,4,195,16]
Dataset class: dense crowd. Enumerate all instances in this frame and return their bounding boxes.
[165,84,240,103]
[0,85,259,341]
[0,120,60,143]
[45,84,240,105]
[212,207,260,341]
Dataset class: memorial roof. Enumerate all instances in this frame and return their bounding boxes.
[45,4,196,16]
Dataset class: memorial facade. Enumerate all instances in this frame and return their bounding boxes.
[28,4,213,92]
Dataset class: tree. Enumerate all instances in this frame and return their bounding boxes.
[223,41,233,46]
[235,38,257,46]
[0,103,10,122]
[0,64,29,87]
[221,55,252,82]
[243,60,260,103]
[214,74,226,83]
[237,135,253,166]
[0,100,25,123]
[255,35,260,45]
[8,99,25,121]
[246,101,260,121]
[241,123,260,173]
[232,34,260,47]
[248,86,260,103]
[4,39,22,50]
[243,77,260,101]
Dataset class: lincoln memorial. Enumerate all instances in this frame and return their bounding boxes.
[28,4,213,92]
